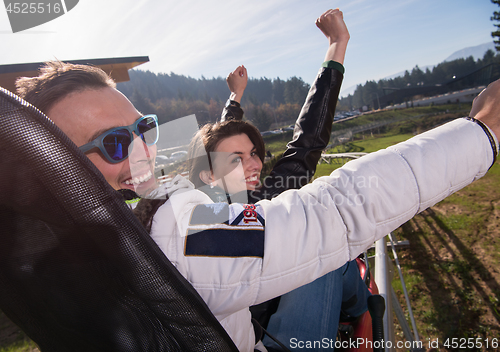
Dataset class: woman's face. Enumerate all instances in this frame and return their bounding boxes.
[210,133,263,194]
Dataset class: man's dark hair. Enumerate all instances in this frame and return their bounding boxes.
[16,61,116,114]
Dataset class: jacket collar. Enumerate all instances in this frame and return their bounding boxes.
[146,174,194,200]
[200,185,252,204]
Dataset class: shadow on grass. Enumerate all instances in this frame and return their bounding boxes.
[424,208,500,325]
[400,218,464,337]
[401,208,500,340]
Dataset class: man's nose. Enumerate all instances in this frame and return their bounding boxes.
[129,134,153,161]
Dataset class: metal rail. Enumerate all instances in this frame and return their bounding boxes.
[388,233,420,345]
[327,152,421,351]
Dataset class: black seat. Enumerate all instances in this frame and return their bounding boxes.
[0,87,238,352]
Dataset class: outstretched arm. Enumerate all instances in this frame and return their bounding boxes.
[160,106,496,320]
[220,65,248,122]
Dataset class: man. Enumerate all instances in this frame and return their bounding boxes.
[15,11,499,352]
[16,62,157,197]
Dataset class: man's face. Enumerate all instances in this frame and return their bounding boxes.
[47,87,157,193]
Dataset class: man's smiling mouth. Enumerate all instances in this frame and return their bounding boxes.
[124,170,152,185]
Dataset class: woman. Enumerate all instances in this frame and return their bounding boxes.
[136,9,369,351]
[186,117,370,348]
[186,94,369,352]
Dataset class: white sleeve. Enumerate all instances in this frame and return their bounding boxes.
[255,117,493,301]
[161,118,494,318]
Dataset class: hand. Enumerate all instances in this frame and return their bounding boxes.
[226,65,248,103]
[470,79,500,140]
[316,9,350,64]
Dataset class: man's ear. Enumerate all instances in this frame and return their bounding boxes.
[199,170,214,185]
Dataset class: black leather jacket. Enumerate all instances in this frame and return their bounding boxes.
[220,66,343,203]
[218,66,343,330]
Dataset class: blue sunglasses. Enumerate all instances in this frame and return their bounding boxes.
[79,114,159,163]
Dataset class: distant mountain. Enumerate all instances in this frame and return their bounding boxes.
[383,42,496,81]
[444,41,495,62]
[340,42,496,97]
[382,65,434,81]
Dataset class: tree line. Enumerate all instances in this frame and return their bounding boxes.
[337,50,500,111]
[117,50,499,132]
[117,70,310,132]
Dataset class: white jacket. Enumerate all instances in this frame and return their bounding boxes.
[149,118,496,352]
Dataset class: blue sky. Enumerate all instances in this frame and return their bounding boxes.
[0,0,497,97]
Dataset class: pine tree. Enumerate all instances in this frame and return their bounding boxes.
[491,0,500,51]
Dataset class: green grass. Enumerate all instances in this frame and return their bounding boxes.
[332,103,470,132]
[346,133,414,153]
[314,133,415,178]
[262,131,292,154]
[390,163,500,348]
[0,310,37,352]
[0,341,38,352]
